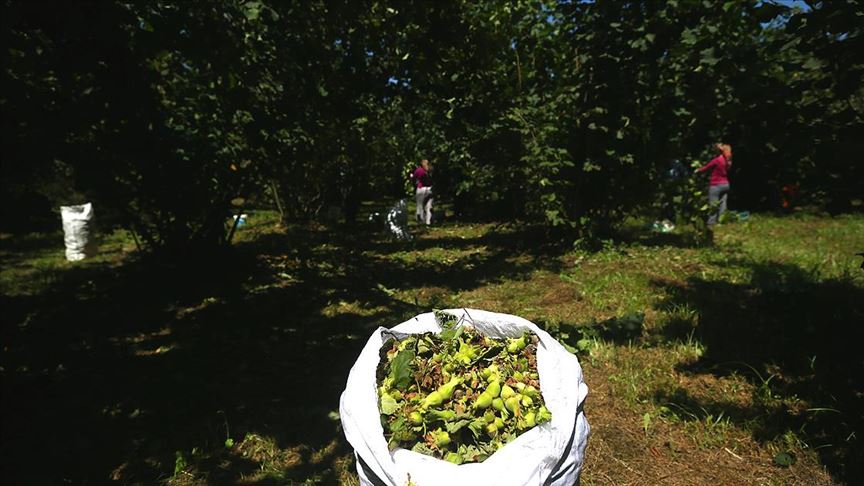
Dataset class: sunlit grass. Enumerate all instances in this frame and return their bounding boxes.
[2,210,861,484]
[0,228,136,296]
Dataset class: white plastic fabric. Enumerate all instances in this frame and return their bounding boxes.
[385,199,412,241]
[340,309,590,486]
[60,203,93,261]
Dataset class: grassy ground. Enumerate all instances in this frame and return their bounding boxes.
[1,211,862,485]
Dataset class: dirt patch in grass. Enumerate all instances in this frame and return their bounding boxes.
[582,360,835,485]
[540,280,584,306]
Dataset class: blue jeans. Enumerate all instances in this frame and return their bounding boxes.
[708,184,730,226]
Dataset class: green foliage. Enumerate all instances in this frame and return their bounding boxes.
[388,347,416,390]
[2,0,860,250]
[173,450,188,477]
[773,451,797,467]
[377,324,550,464]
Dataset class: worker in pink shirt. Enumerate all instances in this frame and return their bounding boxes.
[410,159,433,225]
[696,143,732,226]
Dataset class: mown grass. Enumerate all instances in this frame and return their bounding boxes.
[0,228,135,296]
[1,211,862,484]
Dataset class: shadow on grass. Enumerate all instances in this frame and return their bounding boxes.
[625,231,707,249]
[0,230,64,253]
[651,260,864,483]
[535,313,646,352]
[0,222,561,484]
[614,221,713,250]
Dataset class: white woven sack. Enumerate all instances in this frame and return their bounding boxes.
[340,309,590,486]
[60,203,93,261]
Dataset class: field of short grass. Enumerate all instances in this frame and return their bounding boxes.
[2,211,862,484]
